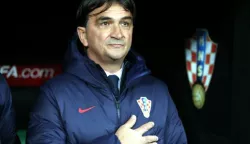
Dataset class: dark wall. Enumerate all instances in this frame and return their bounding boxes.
[12,88,39,130]
[133,1,233,143]
[232,0,250,143]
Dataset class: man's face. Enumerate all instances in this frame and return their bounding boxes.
[78,3,133,63]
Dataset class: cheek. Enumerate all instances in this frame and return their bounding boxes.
[95,32,110,44]
[126,33,133,44]
[87,32,107,46]
[126,30,133,40]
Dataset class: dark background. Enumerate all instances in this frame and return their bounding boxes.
[2,0,250,143]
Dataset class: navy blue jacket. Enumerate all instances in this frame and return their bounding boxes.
[27,36,187,144]
[0,74,18,144]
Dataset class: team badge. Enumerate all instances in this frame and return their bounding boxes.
[185,29,218,109]
[137,97,152,118]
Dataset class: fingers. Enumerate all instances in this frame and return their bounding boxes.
[135,121,155,135]
[124,115,137,128]
[143,135,158,143]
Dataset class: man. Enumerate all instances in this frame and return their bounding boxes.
[27,0,187,143]
[0,74,19,144]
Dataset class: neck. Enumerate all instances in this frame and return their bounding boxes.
[86,50,123,73]
[100,61,123,73]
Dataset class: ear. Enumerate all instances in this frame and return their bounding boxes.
[77,26,88,47]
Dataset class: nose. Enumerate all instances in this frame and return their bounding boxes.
[110,24,124,39]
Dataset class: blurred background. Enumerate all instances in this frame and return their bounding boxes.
[2,0,250,143]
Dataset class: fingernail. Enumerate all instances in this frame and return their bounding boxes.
[131,115,136,119]
[151,122,155,126]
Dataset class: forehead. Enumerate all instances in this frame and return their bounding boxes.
[89,3,132,20]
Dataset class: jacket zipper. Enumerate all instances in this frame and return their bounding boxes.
[113,70,151,122]
[115,100,120,120]
[97,62,150,124]
[111,92,120,124]
[97,68,121,122]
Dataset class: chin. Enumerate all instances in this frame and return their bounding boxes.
[108,53,126,61]
[110,56,124,61]
[106,48,129,59]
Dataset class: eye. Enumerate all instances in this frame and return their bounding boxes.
[121,21,130,27]
[100,21,110,26]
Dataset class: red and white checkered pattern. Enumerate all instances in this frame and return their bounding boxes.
[185,37,217,91]
[137,97,151,118]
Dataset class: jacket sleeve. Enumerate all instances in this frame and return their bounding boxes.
[0,75,17,144]
[164,92,188,144]
[26,85,66,144]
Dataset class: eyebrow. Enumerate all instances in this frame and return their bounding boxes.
[97,16,133,22]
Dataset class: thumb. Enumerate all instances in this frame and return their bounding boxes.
[124,115,137,128]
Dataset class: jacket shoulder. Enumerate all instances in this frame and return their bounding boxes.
[141,75,170,90]
[42,72,78,88]
[0,74,8,86]
[39,73,81,98]
[0,74,11,104]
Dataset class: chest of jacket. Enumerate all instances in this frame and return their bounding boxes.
[57,79,168,143]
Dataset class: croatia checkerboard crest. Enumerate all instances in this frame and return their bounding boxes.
[185,29,218,109]
[137,97,151,118]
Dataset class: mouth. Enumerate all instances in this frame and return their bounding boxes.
[108,44,124,48]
